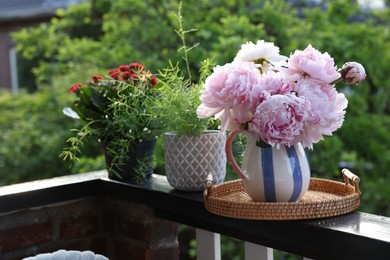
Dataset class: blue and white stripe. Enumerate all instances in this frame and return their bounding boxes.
[243,143,310,202]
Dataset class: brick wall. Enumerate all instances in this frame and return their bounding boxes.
[0,197,179,260]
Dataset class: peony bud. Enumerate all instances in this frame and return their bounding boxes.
[340,62,366,85]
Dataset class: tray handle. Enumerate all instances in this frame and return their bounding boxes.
[342,168,361,194]
[205,173,214,196]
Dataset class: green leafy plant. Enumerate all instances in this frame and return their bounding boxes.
[155,3,218,136]
[60,62,161,180]
[156,61,217,136]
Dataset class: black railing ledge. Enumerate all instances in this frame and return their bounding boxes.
[0,171,389,260]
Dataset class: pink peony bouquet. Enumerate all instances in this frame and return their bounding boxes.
[196,40,366,149]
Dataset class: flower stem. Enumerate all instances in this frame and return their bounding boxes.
[175,2,199,83]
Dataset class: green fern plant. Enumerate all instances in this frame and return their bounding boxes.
[156,60,217,136]
[155,3,219,135]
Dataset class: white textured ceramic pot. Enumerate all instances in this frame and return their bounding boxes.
[164,130,227,191]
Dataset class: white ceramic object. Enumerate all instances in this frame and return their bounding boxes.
[226,129,311,202]
[164,130,226,191]
[23,250,108,260]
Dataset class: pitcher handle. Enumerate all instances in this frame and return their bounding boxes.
[225,129,247,180]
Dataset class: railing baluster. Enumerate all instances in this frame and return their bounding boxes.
[244,241,274,260]
[196,228,221,260]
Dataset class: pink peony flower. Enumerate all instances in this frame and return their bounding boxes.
[197,40,365,149]
[251,94,310,148]
[234,40,287,73]
[283,44,340,84]
[217,108,242,131]
[340,62,366,85]
[293,78,348,148]
[196,61,261,128]
[251,71,295,109]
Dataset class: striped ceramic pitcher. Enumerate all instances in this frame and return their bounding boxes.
[226,129,311,202]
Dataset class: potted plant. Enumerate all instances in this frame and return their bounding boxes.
[148,5,226,192]
[61,62,161,183]
[156,60,227,191]
[197,39,366,202]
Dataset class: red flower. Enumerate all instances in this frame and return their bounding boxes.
[121,71,131,80]
[151,74,157,86]
[108,69,120,80]
[91,75,103,82]
[69,83,82,93]
[119,65,130,72]
[130,73,139,81]
[129,63,145,73]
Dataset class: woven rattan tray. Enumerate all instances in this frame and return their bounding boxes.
[204,169,361,220]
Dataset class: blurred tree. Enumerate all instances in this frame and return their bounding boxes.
[6,0,390,216]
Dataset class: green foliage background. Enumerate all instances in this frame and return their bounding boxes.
[2,0,390,219]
